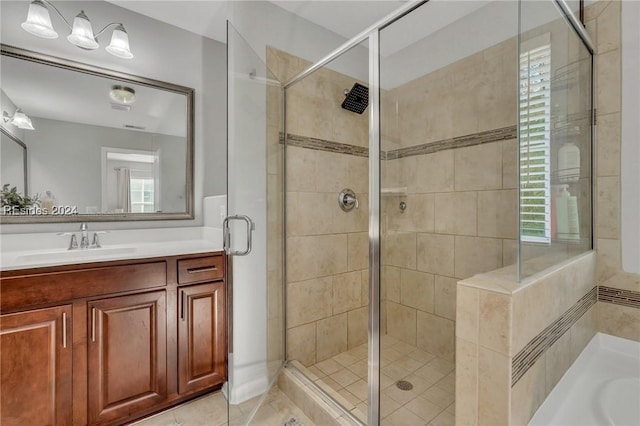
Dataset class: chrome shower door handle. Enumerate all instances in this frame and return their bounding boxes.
[223,214,255,256]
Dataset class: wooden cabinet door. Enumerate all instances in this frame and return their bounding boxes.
[0,305,72,426]
[87,291,167,425]
[178,282,226,394]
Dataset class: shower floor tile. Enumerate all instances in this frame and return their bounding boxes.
[303,335,456,425]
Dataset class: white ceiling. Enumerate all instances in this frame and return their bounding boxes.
[270,1,405,41]
[1,54,187,137]
[105,1,409,46]
[105,0,229,43]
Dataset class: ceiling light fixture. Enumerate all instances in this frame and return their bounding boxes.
[3,109,35,130]
[21,0,134,59]
[110,86,136,104]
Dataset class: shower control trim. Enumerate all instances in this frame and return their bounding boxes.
[339,189,359,212]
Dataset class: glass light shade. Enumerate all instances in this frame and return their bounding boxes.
[106,25,134,59]
[21,0,58,39]
[11,110,35,130]
[67,11,99,50]
[109,86,136,104]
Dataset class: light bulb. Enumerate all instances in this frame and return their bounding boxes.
[106,25,134,59]
[67,10,99,50]
[21,0,58,39]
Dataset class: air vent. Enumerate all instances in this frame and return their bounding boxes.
[110,103,131,112]
[123,124,145,130]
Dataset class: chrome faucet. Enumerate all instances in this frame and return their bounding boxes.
[57,232,78,250]
[92,231,107,248]
[57,223,108,250]
[80,223,90,249]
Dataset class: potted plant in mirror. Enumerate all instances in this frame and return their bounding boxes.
[1,184,40,215]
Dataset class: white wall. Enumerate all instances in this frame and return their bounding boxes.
[0,0,226,233]
[1,90,27,195]
[1,89,25,142]
[621,0,640,273]
[228,0,368,82]
[381,1,518,89]
[24,118,186,214]
[1,132,26,196]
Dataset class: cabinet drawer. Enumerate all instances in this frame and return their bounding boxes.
[178,256,224,284]
[1,261,167,312]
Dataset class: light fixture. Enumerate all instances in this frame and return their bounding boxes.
[20,0,58,39]
[3,109,35,130]
[110,86,136,104]
[21,0,133,59]
[106,25,134,59]
[67,10,99,50]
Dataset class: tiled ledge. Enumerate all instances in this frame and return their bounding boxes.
[455,251,597,425]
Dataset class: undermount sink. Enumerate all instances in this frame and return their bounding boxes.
[15,246,137,264]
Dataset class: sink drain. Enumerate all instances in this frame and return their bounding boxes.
[396,380,413,391]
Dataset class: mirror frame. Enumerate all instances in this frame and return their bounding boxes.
[0,44,195,223]
[1,126,28,196]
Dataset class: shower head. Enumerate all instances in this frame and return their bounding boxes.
[341,83,368,114]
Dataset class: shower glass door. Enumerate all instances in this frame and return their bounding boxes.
[226,21,285,424]
[378,1,518,424]
[282,39,371,424]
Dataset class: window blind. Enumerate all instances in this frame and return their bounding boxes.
[520,39,551,243]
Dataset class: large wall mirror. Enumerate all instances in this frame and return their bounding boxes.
[0,44,194,223]
[1,127,28,197]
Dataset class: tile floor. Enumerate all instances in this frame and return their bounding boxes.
[132,386,314,426]
[132,335,453,426]
[299,335,455,426]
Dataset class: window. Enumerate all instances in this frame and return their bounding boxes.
[102,148,159,213]
[519,36,551,243]
[130,176,155,213]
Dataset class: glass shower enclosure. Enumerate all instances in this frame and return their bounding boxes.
[225,0,594,424]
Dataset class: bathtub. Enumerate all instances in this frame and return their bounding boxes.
[529,333,640,426]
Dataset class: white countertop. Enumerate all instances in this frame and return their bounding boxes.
[0,227,224,271]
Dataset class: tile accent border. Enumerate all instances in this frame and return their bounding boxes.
[598,286,640,309]
[280,125,517,159]
[385,125,517,160]
[511,286,597,386]
[282,133,369,157]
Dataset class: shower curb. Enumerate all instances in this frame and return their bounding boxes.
[278,362,364,426]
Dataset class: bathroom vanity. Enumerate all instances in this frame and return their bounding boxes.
[0,250,226,426]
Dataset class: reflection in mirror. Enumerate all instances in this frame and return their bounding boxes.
[1,127,28,197]
[0,44,194,223]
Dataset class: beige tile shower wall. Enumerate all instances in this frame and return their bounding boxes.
[391,40,517,149]
[597,272,640,341]
[266,50,285,370]
[585,0,640,342]
[381,38,519,362]
[455,252,597,426]
[269,48,370,367]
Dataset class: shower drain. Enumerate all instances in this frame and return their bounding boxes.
[396,380,413,391]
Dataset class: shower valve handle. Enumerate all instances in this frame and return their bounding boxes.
[339,189,359,212]
[347,195,359,209]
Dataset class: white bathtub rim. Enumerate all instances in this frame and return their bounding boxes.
[529,333,640,426]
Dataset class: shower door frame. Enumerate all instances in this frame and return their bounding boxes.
[281,0,594,424]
